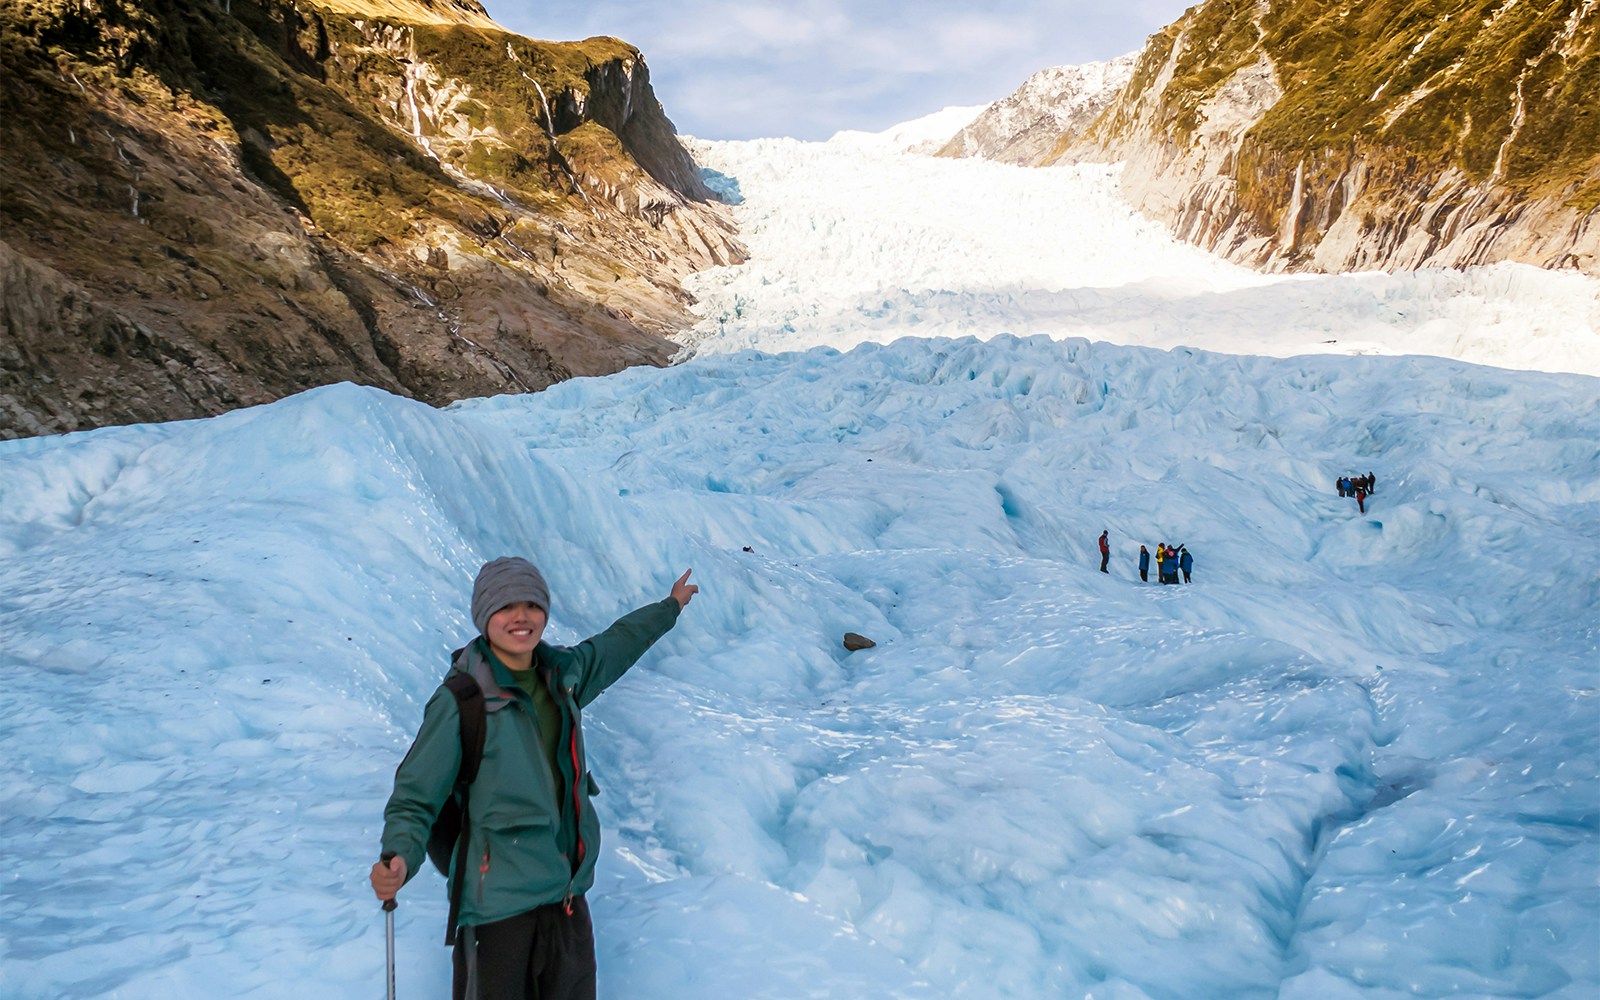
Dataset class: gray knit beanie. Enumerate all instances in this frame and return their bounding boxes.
[471,557,550,635]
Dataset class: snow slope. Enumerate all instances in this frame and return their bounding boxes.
[1,133,1597,1000]
[678,137,1600,378]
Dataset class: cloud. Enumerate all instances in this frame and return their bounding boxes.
[730,1,854,50]
[485,1,1193,140]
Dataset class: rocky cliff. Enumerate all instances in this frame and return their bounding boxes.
[0,0,743,438]
[979,0,1600,277]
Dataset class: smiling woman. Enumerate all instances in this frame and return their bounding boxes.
[473,557,553,669]
[482,0,1197,139]
[372,555,696,1000]
[486,602,549,667]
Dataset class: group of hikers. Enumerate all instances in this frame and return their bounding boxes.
[1145,542,1192,584]
[1099,531,1193,584]
[1337,472,1377,513]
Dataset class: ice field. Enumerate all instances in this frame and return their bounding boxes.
[1,123,1597,999]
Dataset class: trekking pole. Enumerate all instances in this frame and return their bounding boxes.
[380,851,398,1000]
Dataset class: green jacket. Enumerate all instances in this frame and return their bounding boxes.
[381,597,681,927]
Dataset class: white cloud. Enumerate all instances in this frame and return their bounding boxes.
[730,1,853,49]
[485,1,1194,139]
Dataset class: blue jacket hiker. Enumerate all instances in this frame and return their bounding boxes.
[370,556,698,1000]
[1179,545,1193,583]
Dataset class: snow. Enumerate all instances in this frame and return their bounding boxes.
[829,104,991,154]
[676,137,1600,379]
[2,128,1598,1000]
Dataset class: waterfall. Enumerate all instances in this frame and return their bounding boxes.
[525,73,558,141]
[402,61,438,164]
[519,71,593,210]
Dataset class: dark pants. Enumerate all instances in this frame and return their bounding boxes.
[1182,570,1191,583]
[1139,568,1148,582]
[453,897,596,1000]
[1099,552,1109,573]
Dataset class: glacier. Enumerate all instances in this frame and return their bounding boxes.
[1,126,1597,1000]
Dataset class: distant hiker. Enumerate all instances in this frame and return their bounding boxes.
[1179,545,1193,584]
[1138,545,1150,582]
[1368,472,1376,493]
[371,557,698,1000]
[1337,477,1347,498]
[1355,485,1367,514]
[1098,531,1110,574]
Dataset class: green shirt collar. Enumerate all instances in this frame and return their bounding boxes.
[475,636,522,689]
[475,636,559,691]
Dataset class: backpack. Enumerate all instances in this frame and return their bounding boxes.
[425,672,487,945]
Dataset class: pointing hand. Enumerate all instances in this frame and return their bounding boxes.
[670,569,699,609]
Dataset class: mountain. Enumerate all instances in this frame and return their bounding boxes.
[0,0,744,438]
[957,0,1600,278]
[936,56,1135,165]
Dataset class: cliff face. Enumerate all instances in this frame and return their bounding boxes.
[1030,0,1600,277]
[0,0,743,438]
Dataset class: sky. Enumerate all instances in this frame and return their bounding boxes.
[483,0,1197,139]
[3,125,1597,999]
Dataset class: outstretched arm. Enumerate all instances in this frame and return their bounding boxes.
[567,569,697,707]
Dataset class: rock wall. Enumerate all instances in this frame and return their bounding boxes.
[0,0,744,438]
[1036,0,1600,277]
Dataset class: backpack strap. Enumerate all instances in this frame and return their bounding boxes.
[442,672,486,945]
[446,673,487,784]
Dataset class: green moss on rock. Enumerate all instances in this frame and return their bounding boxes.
[1116,0,1600,255]
[1246,0,1599,194]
